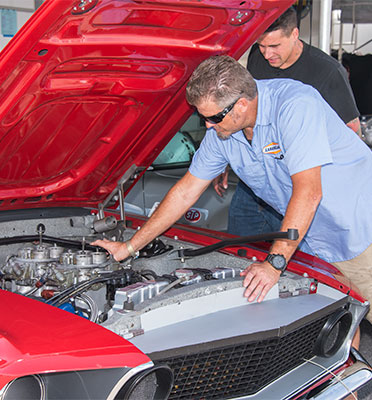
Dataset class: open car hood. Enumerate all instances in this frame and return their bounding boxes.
[0,0,293,210]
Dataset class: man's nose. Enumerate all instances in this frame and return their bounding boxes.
[261,47,273,59]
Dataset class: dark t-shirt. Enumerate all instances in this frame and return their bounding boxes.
[247,41,359,124]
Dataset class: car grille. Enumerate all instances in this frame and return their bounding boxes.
[153,314,329,400]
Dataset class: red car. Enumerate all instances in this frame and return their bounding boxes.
[0,1,371,399]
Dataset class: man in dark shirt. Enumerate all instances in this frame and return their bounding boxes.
[214,7,361,237]
[248,8,360,131]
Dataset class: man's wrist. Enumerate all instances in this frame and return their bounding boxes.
[125,240,139,258]
[265,253,287,272]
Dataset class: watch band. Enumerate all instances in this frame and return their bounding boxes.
[125,240,138,258]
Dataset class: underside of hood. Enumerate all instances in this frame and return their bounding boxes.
[0,0,293,210]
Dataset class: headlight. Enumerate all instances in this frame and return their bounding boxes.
[1,375,45,400]
[113,365,173,400]
[314,308,353,357]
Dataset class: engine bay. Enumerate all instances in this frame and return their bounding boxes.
[0,212,319,340]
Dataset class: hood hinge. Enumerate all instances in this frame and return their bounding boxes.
[96,164,145,237]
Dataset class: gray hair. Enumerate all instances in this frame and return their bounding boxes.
[186,55,257,108]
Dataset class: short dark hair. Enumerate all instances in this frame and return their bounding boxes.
[265,7,298,36]
[186,55,257,108]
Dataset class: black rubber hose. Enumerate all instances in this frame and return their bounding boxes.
[47,269,131,306]
[0,235,98,251]
[179,229,299,257]
[47,275,111,306]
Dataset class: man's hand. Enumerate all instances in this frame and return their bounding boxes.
[213,168,229,197]
[240,261,281,302]
[91,239,128,261]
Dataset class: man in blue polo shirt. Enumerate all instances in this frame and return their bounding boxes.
[184,55,372,326]
[188,66,369,264]
[92,55,372,328]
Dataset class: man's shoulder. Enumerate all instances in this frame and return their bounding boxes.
[247,43,261,64]
[257,77,313,92]
[248,43,259,56]
[303,42,345,72]
[257,79,319,106]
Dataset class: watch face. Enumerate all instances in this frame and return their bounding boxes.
[267,254,287,271]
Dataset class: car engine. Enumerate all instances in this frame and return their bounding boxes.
[0,212,315,328]
[0,214,251,324]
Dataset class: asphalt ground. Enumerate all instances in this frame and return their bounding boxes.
[359,319,372,399]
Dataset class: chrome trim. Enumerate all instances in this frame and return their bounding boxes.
[310,360,372,399]
[106,361,154,400]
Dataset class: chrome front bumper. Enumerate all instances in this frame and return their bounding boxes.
[310,348,372,400]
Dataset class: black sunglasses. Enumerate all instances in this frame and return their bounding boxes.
[199,98,239,124]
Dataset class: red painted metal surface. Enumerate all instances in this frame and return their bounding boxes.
[0,0,293,210]
[0,290,150,387]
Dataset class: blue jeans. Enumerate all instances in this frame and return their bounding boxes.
[228,180,283,236]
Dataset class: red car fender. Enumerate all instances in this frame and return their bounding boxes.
[0,290,150,388]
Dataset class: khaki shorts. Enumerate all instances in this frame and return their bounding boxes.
[332,243,372,323]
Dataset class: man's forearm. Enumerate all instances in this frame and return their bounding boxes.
[270,192,319,262]
[130,172,210,251]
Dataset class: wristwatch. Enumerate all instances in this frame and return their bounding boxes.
[265,253,287,272]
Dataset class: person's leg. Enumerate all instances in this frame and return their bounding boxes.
[330,244,372,400]
[332,243,372,350]
[228,181,282,236]
[228,181,266,236]
[259,198,283,232]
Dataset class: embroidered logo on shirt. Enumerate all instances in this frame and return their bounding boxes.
[262,142,281,154]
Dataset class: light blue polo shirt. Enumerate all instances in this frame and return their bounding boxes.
[189,79,372,263]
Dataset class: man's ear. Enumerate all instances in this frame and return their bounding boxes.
[291,27,299,41]
[236,97,250,113]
